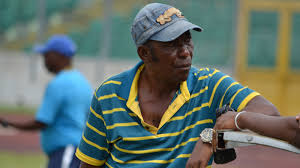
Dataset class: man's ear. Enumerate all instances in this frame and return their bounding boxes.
[137,45,151,63]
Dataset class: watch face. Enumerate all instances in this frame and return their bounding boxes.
[201,128,213,143]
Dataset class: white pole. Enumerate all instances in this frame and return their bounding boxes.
[96,0,113,83]
[30,0,47,82]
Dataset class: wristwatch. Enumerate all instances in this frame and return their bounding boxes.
[200,128,215,144]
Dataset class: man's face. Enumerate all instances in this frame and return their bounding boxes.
[43,51,61,73]
[146,31,194,83]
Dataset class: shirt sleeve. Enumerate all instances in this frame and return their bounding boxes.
[207,69,260,112]
[35,81,63,124]
[75,92,109,166]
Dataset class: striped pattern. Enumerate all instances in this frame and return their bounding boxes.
[76,62,259,167]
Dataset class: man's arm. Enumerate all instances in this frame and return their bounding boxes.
[215,112,300,148]
[241,95,280,116]
[238,112,300,148]
[0,117,46,130]
[215,95,300,147]
[185,140,213,168]
[187,72,280,166]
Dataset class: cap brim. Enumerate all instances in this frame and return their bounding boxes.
[33,44,47,55]
[150,19,202,42]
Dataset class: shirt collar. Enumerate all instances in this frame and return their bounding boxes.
[125,62,191,131]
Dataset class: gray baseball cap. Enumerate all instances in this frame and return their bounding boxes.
[131,3,202,46]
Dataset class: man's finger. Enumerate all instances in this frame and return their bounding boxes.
[296,115,300,128]
[200,163,207,168]
[0,120,8,128]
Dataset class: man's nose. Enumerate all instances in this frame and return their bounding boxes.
[178,44,190,58]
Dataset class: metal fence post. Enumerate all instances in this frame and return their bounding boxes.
[96,0,113,83]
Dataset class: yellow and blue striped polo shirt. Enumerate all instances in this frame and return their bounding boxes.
[76,61,259,168]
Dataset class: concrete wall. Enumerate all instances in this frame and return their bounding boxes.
[0,51,137,106]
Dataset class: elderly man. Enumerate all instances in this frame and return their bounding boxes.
[0,35,93,168]
[75,3,279,168]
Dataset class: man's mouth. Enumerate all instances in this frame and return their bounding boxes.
[174,64,191,70]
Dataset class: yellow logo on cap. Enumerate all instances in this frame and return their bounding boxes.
[156,7,184,25]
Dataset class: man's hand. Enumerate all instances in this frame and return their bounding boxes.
[79,161,102,168]
[0,117,9,128]
[214,111,237,130]
[186,140,213,168]
[296,114,300,128]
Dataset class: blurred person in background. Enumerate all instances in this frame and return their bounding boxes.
[0,34,93,168]
[75,3,283,168]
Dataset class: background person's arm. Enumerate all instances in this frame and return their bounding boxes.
[0,117,46,130]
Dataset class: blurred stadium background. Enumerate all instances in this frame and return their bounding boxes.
[0,0,300,167]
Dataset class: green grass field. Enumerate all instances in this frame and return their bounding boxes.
[0,151,47,168]
[0,105,36,114]
[0,105,44,168]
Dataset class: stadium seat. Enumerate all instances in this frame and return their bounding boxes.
[77,20,102,56]
[0,0,18,32]
[18,0,37,23]
[111,15,136,59]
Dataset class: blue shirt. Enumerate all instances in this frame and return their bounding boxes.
[76,62,259,167]
[36,69,93,155]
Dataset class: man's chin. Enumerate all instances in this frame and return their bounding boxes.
[47,68,56,74]
[177,73,189,83]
